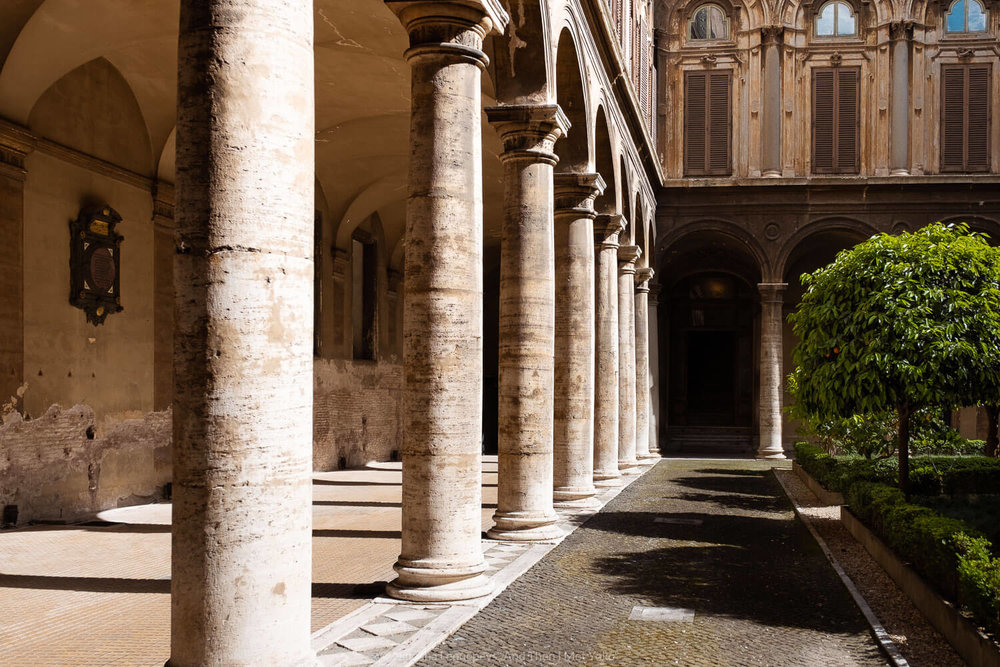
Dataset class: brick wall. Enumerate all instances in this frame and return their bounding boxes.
[0,405,171,526]
[313,359,402,471]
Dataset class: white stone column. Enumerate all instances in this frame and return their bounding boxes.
[647,282,662,455]
[757,282,787,459]
[634,267,656,461]
[618,245,641,473]
[593,214,625,486]
[385,0,506,601]
[553,172,604,508]
[761,26,782,177]
[890,22,912,175]
[487,104,567,541]
[171,1,316,664]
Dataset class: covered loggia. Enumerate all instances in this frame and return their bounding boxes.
[656,225,765,454]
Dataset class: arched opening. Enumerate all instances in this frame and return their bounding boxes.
[657,228,763,454]
[594,107,617,214]
[555,30,588,173]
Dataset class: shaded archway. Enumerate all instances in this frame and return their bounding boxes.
[593,106,617,214]
[657,228,764,454]
[555,29,588,173]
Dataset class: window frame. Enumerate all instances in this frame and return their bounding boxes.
[687,3,731,42]
[944,0,989,34]
[813,0,859,38]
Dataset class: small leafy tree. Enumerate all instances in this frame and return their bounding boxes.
[788,223,1000,496]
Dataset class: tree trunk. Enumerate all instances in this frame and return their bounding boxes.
[897,401,911,499]
[987,404,999,457]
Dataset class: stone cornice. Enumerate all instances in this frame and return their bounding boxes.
[386,0,509,37]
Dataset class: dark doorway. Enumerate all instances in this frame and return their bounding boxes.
[686,330,736,425]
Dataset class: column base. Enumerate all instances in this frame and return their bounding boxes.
[593,470,622,487]
[619,461,642,475]
[756,446,786,460]
[552,489,601,509]
[487,510,563,541]
[636,455,659,465]
[386,560,493,602]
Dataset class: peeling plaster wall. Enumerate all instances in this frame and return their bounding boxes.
[0,404,171,526]
[313,359,402,470]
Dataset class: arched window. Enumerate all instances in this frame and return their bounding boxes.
[815,1,857,36]
[946,0,988,32]
[689,4,729,40]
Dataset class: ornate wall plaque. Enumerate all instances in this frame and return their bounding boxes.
[70,205,123,325]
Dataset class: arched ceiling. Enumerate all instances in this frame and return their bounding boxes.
[0,0,508,269]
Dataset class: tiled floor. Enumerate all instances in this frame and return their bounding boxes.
[0,458,501,666]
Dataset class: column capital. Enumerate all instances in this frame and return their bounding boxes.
[387,0,509,68]
[758,282,787,303]
[618,245,641,274]
[486,104,569,166]
[0,119,35,179]
[889,20,914,41]
[554,172,605,219]
[761,25,784,45]
[594,213,626,249]
[635,267,655,292]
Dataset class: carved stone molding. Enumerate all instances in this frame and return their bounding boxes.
[761,25,785,45]
[889,20,914,41]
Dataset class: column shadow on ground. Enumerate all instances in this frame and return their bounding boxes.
[0,573,170,594]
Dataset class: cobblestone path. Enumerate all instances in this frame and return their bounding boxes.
[419,459,886,666]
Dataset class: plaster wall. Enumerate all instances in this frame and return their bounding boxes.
[22,150,155,422]
[0,404,170,526]
[313,358,402,471]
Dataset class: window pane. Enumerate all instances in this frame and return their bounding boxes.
[836,3,855,34]
[969,0,987,30]
[691,8,708,39]
[946,0,966,31]
[708,7,728,39]
[816,4,836,35]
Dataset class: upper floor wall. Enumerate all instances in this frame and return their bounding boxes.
[654,0,1000,180]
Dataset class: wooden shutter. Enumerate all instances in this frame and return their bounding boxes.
[942,64,992,172]
[812,67,859,174]
[685,70,731,176]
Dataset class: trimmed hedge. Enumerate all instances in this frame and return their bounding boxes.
[845,481,1000,637]
[794,442,1000,496]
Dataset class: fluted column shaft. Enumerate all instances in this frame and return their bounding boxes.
[757,282,787,459]
[618,245,641,473]
[386,0,507,601]
[890,22,912,175]
[634,266,656,461]
[487,104,567,541]
[171,1,316,664]
[553,173,604,508]
[593,214,625,486]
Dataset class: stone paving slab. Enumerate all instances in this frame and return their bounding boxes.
[417,459,887,666]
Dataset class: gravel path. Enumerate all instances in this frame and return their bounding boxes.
[419,459,885,666]
[775,468,964,666]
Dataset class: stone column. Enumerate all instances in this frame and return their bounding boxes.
[890,22,912,175]
[634,267,656,461]
[757,282,787,459]
[0,121,32,409]
[385,0,507,600]
[486,104,567,541]
[618,244,641,473]
[647,283,662,455]
[593,214,625,486]
[171,1,316,665]
[152,182,174,411]
[761,26,783,177]
[553,172,604,508]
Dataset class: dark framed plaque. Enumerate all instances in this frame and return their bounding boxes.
[70,205,123,325]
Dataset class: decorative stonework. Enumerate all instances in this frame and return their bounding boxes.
[70,206,124,326]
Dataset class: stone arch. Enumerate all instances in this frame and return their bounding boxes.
[659,0,765,35]
[634,193,648,266]
[940,214,1000,242]
[333,169,408,252]
[28,56,153,176]
[554,28,590,173]
[776,217,878,281]
[593,105,618,215]
[491,0,551,104]
[657,220,770,283]
[620,156,633,241]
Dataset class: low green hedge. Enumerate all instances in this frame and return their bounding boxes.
[845,481,1000,637]
[794,442,1000,495]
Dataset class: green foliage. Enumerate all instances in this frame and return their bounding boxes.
[956,534,1000,636]
[789,222,1000,419]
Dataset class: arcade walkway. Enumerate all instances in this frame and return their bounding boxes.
[0,458,918,666]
